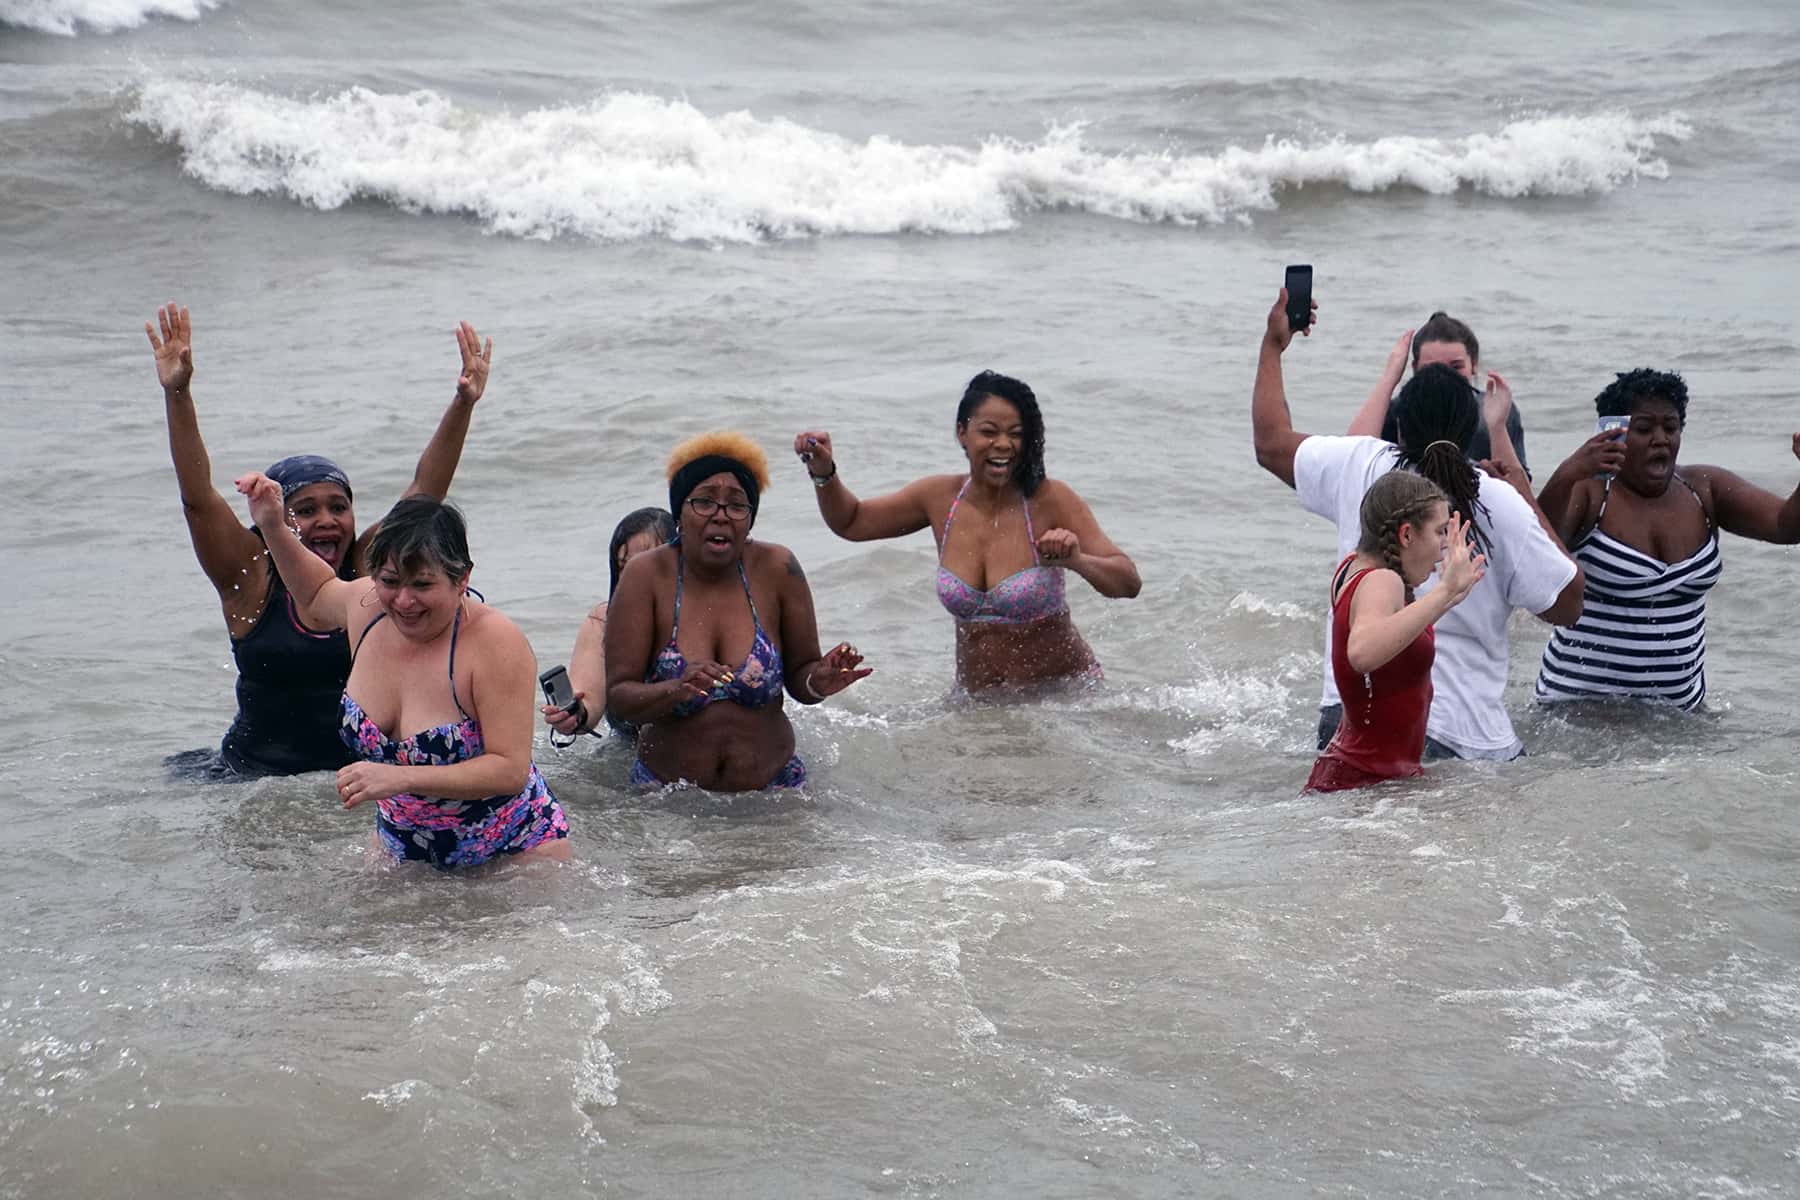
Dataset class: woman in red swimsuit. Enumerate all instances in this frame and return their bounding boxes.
[1306,471,1487,793]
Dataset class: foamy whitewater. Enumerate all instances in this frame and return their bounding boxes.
[4,1,1800,1196]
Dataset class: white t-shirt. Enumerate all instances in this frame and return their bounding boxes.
[1293,435,1576,759]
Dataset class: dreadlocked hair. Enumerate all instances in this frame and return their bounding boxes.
[1392,362,1490,555]
[1356,472,1449,604]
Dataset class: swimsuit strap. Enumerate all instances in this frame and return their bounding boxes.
[1593,473,1614,523]
[671,553,685,634]
[1330,554,1358,603]
[352,611,388,661]
[939,478,971,556]
[447,604,470,720]
[736,561,763,628]
[1673,472,1713,532]
[1023,494,1040,564]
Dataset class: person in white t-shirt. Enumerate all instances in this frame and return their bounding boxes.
[1251,288,1585,761]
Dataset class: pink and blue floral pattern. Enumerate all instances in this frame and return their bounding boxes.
[339,694,568,869]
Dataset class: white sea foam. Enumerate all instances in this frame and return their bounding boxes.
[1,0,219,36]
[124,79,1693,244]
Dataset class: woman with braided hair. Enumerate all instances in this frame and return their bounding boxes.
[1306,472,1486,792]
[792,370,1140,694]
[1252,288,1583,761]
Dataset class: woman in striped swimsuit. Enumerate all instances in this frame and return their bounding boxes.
[1534,369,1800,709]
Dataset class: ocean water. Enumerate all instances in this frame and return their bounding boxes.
[3,0,1800,1194]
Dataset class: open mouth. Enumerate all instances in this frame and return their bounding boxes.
[703,533,733,549]
[984,456,1012,474]
[305,536,343,565]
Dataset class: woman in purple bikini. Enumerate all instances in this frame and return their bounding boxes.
[794,370,1141,694]
[603,432,872,792]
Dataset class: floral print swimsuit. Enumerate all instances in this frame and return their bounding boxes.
[633,558,806,788]
[340,609,569,868]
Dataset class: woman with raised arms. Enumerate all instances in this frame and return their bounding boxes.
[147,302,494,778]
[604,433,870,791]
[235,478,569,868]
[793,370,1141,694]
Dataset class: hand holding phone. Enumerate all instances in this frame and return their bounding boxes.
[540,665,577,714]
[1284,264,1313,332]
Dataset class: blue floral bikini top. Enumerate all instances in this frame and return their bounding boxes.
[646,555,785,719]
[338,607,482,767]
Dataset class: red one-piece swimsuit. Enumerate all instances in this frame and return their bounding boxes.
[1306,558,1435,793]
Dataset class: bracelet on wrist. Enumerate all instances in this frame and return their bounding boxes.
[810,462,837,489]
[794,666,824,702]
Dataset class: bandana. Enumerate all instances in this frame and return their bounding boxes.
[669,454,759,522]
[266,455,353,503]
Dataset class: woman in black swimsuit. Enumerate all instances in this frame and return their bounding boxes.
[148,301,495,777]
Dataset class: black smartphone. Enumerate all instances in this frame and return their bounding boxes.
[1284,264,1313,331]
[539,665,576,713]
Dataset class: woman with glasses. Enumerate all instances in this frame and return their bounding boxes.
[603,432,872,791]
[792,370,1140,695]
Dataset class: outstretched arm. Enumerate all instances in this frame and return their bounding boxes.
[401,322,492,502]
[1252,288,1318,488]
[1696,435,1800,544]
[235,472,364,632]
[1032,481,1141,598]
[792,431,939,541]
[147,303,264,595]
[1346,328,1412,438]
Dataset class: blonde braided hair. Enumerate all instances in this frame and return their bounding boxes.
[1356,471,1449,603]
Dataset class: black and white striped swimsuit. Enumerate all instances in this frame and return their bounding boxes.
[1535,474,1721,710]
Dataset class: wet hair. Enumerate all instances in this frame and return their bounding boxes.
[608,507,676,597]
[1594,368,1688,426]
[957,370,1046,498]
[1392,363,1489,554]
[665,431,771,521]
[1411,311,1479,367]
[365,496,473,582]
[1356,472,1449,604]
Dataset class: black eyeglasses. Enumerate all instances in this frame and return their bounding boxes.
[686,496,752,521]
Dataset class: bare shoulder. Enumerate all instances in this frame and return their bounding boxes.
[1030,477,1095,522]
[748,539,805,581]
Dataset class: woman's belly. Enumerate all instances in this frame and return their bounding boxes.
[638,701,797,792]
[953,612,1097,693]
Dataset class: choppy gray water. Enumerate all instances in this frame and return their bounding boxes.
[3,0,1800,1194]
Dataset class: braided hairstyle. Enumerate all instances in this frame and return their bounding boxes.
[1392,362,1489,555]
[957,370,1047,497]
[1355,471,1449,604]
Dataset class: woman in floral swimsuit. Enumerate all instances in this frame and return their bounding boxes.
[237,475,568,869]
[604,432,872,792]
[794,371,1141,693]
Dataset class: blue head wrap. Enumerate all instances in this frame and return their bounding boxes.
[266,455,353,503]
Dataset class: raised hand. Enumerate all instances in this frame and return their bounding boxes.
[234,471,287,532]
[454,321,493,405]
[1437,512,1488,604]
[1264,287,1319,353]
[805,643,871,698]
[1382,328,1414,380]
[1482,369,1515,429]
[1567,427,1627,478]
[793,430,836,478]
[146,302,194,393]
[1036,527,1081,563]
